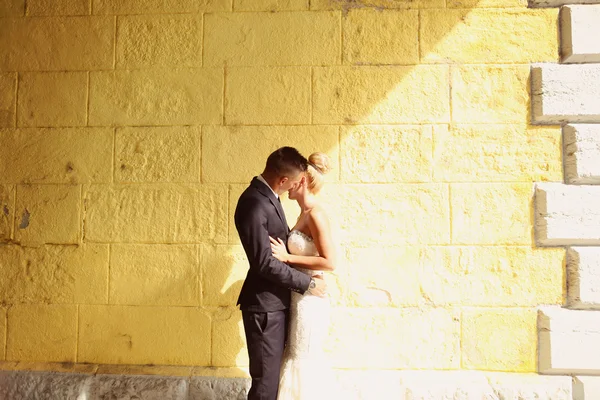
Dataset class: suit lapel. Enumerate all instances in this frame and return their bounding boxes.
[251,178,289,232]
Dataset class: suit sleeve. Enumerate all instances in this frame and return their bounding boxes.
[235,199,311,294]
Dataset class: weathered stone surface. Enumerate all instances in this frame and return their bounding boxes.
[78,305,211,365]
[0,73,16,127]
[574,376,600,400]
[234,0,307,10]
[0,185,15,242]
[0,128,112,184]
[0,371,93,400]
[462,308,537,372]
[561,5,600,63]
[93,0,231,14]
[447,0,526,8]
[0,17,114,71]
[189,376,249,400]
[116,126,201,183]
[532,64,600,124]
[531,0,600,9]
[89,374,188,400]
[83,184,227,243]
[96,364,191,377]
[225,67,310,125]
[341,125,432,183]
[310,0,444,9]
[211,307,248,367]
[15,184,81,246]
[116,14,202,68]
[434,124,562,182]
[17,72,87,127]
[488,373,572,399]
[535,183,600,246]
[452,65,530,124]
[451,183,532,245]
[343,9,418,65]
[421,246,564,307]
[403,370,492,399]
[205,12,340,66]
[201,244,247,307]
[0,0,24,16]
[110,244,199,306]
[27,0,90,15]
[564,124,600,184]
[567,247,600,309]
[313,66,450,124]
[0,244,108,305]
[7,304,77,362]
[421,9,557,63]
[202,125,339,183]
[89,69,222,126]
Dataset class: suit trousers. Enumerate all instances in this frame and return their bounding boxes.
[242,309,289,400]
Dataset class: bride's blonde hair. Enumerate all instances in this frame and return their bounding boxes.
[306,152,331,194]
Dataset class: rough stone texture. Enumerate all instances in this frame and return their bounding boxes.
[325,307,460,369]
[110,244,199,307]
[451,183,532,245]
[17,72,87,127]
[202,125,339,183]
[539,307,600,375]
[0,0,24,16]
[531,0,600,8]
[563,124,600,184]
[0,128,113,184]
[204,12,340,66]
[434,124,562,182]
[532,64,600,124]
[313,66,450,124]
[447,0,526,8]
[116,14,203,68]
[27,0,90,16]
[116,126,201,183]
[310,0,445,9]
[78,305,211,365]
[234,0,308,11]
[420,246,564,307]
[7,304,77,362]
[89,69,222,126]
[573,376,600,400]
[225,67,311,125]
[535,183,600,246]
[488,373,572,399]
[88,374,188,400]
[211,307,248,367]
[0,185,15,242]
[189,376,249,399]
[201,244,247,307]
[0,371,93,400]
[0,73,16,127]
[14,184,81,246]
[452,65,530,124]
[567,247,600,309]
[0,17,114,71]
[421,9,558,63]
[561,5,600,63]
[0,244,109,305]
[93,0,231,14]
[83,184,227,244]
[343,9,418,65]
[462,308,537,372]
[341,125,432,183]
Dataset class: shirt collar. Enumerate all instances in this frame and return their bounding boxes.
[257,174,278,199]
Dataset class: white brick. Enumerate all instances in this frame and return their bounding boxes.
[561,5,600,63]
[535,183,600,246]
[539,307,600,375]
[531,0,600,8]
[574,376,600,400]
[567,247,600,309]
[531,64,600,124]
[564,124,600,184]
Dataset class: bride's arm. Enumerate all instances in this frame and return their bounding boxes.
[270,208,336,272]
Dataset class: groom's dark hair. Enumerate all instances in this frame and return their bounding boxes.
[264,147,308,178]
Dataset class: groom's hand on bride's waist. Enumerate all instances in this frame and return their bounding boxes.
[307,275,327,298]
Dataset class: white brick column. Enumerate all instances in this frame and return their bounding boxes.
[561,5,600,63]
[564,124,600,184]
[567,247,600,309]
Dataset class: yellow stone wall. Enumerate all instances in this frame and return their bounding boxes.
[0,0,564,374]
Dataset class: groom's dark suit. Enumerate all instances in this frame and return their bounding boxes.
[235,177,311,400]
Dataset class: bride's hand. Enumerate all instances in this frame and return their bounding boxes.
[269,236,290,263]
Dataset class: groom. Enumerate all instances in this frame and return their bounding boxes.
[235,146,327,400]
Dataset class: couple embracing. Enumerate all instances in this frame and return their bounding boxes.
[234,147,337,400]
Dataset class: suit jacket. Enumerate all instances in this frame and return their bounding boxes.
[235,177,311,312]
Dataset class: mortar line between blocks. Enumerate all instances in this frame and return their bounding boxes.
[448,183,453,245]
[310,68,314,124]
[89,0,93,15]
[14,72,19,128]
[75,304,80,362]
[199,126,203,183]
[222,67,227,125]
[3,307,7,360]
[201,12,205,67]
[417,10,421,63]
[113,16,117,69]
[112,128,116,184]
[107,244,111,305]
[86,72,90,126]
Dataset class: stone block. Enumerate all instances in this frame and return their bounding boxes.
[0,0,24,16]
[225,67,311,125]
[0,17,114,71]
[310,0,444,9]
[561,5,600,63]
[574,376,600,400]
[110,244,199,306]
[535,183,600,246]
[434,124,562,182]
[201,244,247,307]
[89,69,222,126]
[0,185,15,242]
[116,126,201,183]
[88,374,188,400]
[342,9,418,65]
[564,124,600,184]
[0,371,93,400]
[27,0,90,15]
[6,304,77,362]
[189,376,249,400]
[93,0,231,14]
[532,64,600,124]
[313,65,450,124]
[567,247,600,309]
[234,0,308,10]
[204,11,340,66]
[531,0,600,9]
[0,73,16,127]
[78,305,211,365]
[211,307,248,367]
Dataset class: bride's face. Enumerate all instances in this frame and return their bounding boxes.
[288,176,307,200]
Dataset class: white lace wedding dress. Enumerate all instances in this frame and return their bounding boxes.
[277,230,333,400]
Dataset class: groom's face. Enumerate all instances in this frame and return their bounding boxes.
[279,171,304,195]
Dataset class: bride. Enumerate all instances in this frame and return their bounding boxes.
[269,152,337,400]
